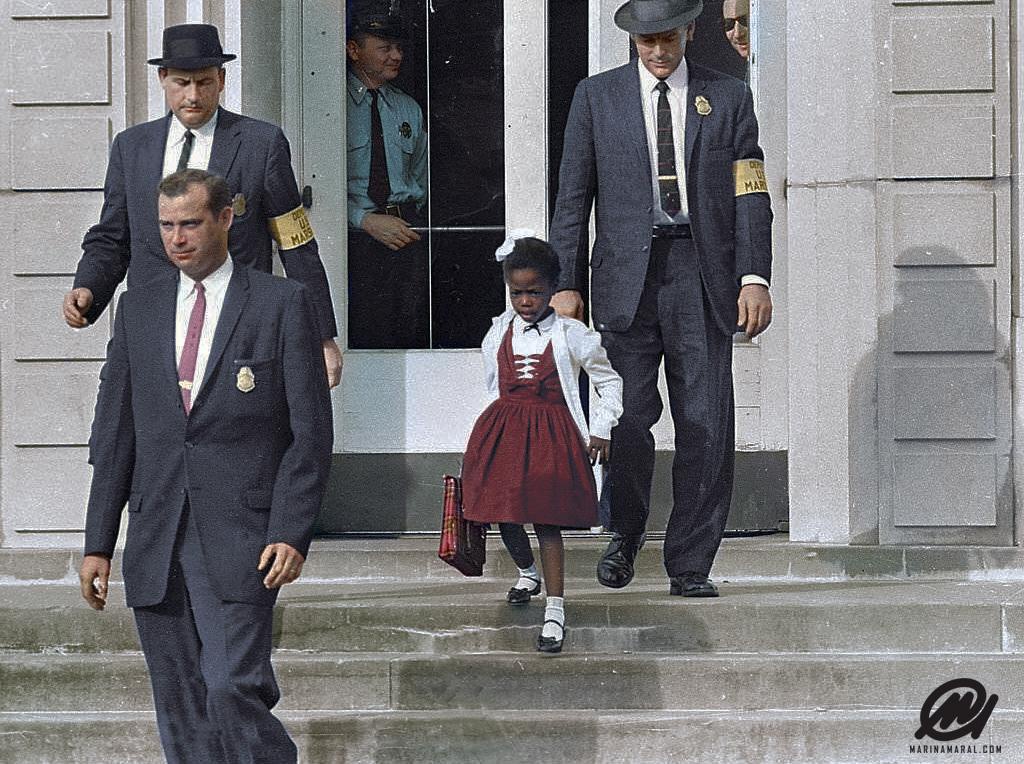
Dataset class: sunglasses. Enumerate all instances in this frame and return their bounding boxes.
[722,15,749,32]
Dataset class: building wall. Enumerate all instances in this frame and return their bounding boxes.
[0,1,1016,547]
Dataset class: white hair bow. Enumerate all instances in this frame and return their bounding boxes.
[494,228,536,262]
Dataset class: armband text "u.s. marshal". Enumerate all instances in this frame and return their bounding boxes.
[268,206,315,250]
[734,159,769,196]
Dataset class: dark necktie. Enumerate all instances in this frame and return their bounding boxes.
[654,81,681,218]
[368,89,392,211]
[176,129,195,172]
[178,282,206,415]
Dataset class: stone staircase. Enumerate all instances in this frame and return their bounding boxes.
[2,537,1024,763]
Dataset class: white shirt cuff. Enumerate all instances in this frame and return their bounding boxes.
[740,274,769,288]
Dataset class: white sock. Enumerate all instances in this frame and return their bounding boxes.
[514,564,540,591]
[542,596,565,639]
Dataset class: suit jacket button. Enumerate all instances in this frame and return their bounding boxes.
[185,441,194,449]
[597,323,607,330]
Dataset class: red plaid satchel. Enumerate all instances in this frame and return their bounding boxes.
[438,475,486,576]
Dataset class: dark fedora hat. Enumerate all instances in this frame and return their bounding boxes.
[614,0,704,35]
[147,24,237,69]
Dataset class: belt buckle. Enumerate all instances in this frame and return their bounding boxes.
[384,204,401,217]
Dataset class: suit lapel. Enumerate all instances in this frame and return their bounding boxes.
[621,64,650,166]
[192,265,250,412]
[143,116,172,256]
[685,66,707,171]
[142,270,182,409]
[207,109,243,179]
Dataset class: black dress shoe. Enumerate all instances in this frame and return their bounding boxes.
[536,620,565,653]
[506,577,541,605]
[669,572,719,597]
[596,532,646,589]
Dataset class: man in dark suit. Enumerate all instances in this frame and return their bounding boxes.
[549,0,773,596]
[62,23,343,387]
[78,170,333,763]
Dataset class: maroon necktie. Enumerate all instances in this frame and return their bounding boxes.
[178,282,206,414]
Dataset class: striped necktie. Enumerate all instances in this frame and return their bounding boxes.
[654,80,681,217]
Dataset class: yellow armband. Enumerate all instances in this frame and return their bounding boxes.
[268,206,315,250]
[734,159,769,196]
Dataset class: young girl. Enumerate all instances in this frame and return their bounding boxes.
[461,234,623,653]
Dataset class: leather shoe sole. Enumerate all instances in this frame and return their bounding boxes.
[669,573,719,597]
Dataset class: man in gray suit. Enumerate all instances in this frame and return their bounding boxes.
[62,23,343,387]
[549,0,773,596]
[79,170,332,762]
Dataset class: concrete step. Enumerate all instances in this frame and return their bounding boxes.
[2,709,1021,764]
[3,579,1024,654]
[4,651,1024,714]
[5,537,1024,585]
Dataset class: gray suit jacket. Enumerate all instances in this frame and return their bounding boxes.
[550,61,772,335]
[75,109,337,339]
[84,266,333,607]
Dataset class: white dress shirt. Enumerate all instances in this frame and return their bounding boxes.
[638,58,690,225]
[510,311,556,379]
[162,109,218,178]
[175,256,233,398]
[638,60,769,289]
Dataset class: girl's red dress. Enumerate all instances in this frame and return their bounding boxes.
[462,324,598,527]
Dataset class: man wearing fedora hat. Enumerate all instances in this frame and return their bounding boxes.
[63,23,343,387]
[549,0,773,596]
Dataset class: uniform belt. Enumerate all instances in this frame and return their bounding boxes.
[652,224,692,239]
[381,202,419,220]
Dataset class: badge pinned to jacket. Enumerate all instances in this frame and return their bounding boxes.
[236,366,255,393]
[695,95,712,116]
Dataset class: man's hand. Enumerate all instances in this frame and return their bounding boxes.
[588,435,611,465]
[257,543,306,589]
[737,284,772,339]
[63,287,94,329]
[79,553,111,610]
[322,339,343,389]
[550,290,584,321]
[360,213,421,251]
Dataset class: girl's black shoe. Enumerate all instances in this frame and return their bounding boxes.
[536,620,565,653]
[506,577,541,604]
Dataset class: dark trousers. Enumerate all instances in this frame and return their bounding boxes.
[133,506,296,764]
[347,228,430,349]
[601,236,735,577]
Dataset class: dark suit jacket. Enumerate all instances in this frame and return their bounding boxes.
[75,108,337,339]
[84,265,333,608]
[549,61,773,335]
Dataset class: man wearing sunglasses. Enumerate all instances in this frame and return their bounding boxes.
[722,0,750,60]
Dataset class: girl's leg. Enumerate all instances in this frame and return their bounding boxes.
[534,524,566,651]
[499,523,541,603]
[533,524,564,597]
[499,523,534,569]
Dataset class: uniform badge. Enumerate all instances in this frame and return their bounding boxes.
[399,121,412,138]
[232,193,246,217]
[695,95,712,116]
[236,366,255,393]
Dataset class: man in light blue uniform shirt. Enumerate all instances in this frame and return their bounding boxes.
[346,7,429,348]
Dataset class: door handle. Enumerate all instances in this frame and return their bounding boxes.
[302,185,313,209]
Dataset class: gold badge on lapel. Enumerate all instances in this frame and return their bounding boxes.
[695,95,712,116]
[399,121,412,138]
[232,193,247,217]
[236,366,255,393]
